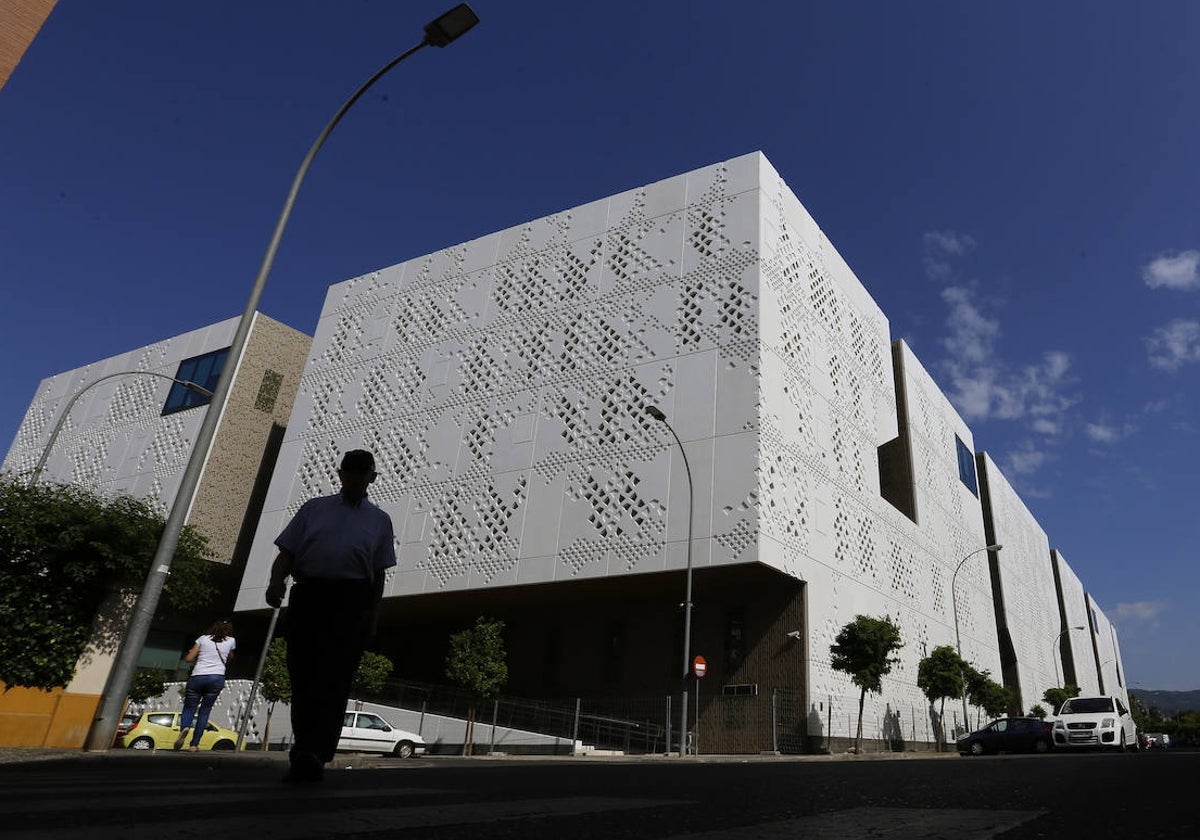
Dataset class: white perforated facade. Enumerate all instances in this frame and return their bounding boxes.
[234,152,1126,750]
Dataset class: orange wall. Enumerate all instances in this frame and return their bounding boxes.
[0,683,99,748]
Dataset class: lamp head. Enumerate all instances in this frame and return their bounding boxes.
[424,3,479,47]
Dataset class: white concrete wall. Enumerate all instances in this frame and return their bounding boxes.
[978,453,1061,712]
[1052,550,1101,694]
[2,317,238,511]
[1088,595,1129,706]
[238,153,771,609]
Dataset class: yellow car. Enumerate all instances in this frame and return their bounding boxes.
[120,711,244,751]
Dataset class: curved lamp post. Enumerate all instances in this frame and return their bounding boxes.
[645,405,695,757]
[951,543,1003,732]
[28,371,213,486]
[1052,625,1086,686]
[83,4,480,751]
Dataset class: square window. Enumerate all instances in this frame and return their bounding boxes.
[955,435,978,496]
[162,347,229,415]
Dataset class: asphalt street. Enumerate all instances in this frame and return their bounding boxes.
[0,748,1193,839]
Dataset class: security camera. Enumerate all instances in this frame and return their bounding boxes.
[785,630,802,640]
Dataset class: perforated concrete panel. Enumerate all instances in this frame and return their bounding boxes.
[3,318,240,513]
[1052,550,1101,695]
[978,453,1062,710]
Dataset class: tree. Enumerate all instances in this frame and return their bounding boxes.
[352,651,394,697]
[129,668,169,705]
[1029,704,1048,719]
[917,645,966,751]
[1042,684,1081,715]
[445,616,508,756]
[258,638,291,750]
[964,667,1011,719]
[829,614,903,754]
[0,476,217,690]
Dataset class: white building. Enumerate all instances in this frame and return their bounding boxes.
[235,152,1126,751]
[2,313,309,748]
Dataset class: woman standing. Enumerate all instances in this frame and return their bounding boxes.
[176,618,236,750]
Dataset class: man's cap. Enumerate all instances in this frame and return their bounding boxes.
[340,449,376,474]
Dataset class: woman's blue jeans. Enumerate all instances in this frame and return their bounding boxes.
[179,674,225,747]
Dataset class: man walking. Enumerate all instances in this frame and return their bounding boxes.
[265,449,396,783]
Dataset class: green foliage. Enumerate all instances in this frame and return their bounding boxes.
[1042,684,1081,714]
[257,639,394,706]
[1029,704,1048,719]
[829,615,903,695]
[129,667,169,704]
[830,614,903,753]
[964,667,1011,718]
[917,646,966,706]
[916,645,966,751]
[446,616,508,700]
[352,650,395,696]
[259,638,291,705]
[0,476,217,690]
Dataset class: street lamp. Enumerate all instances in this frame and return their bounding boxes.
[82,4,480,751]
[952,543,1002,732]
[645,404,695,757]
[1052,625,1086,687]
[28,371,213,486]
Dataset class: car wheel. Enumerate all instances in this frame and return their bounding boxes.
[211,740,235,751]
[1033,738,1050,753]
[393,740,415,759]
[969,740,986,756]
[129,736,155,751]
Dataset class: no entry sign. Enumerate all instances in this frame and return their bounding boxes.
[693,655,707,678]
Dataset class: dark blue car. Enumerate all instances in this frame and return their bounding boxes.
[957,717,1054,756]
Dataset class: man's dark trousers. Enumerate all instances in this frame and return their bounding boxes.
[286,579,374,763]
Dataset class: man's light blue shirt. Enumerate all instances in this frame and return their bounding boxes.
[275,492,396,582]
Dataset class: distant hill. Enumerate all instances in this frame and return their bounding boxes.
[1130,689,1200,716]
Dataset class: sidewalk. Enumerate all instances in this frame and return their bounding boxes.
[0,745,953,767]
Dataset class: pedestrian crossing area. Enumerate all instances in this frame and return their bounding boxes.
[0,761,1045,839]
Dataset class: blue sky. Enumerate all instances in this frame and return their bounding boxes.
[2,1,1197,690]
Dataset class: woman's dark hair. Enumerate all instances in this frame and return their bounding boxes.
[205,618,233,643]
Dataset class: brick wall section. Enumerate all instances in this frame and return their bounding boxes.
[190,314,311,563]
[0,0,57,92]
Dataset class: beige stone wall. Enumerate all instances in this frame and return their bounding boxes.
[0,0,57,92]
[189,314,311,562]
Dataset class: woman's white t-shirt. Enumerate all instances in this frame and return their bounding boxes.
[191,634,236,677]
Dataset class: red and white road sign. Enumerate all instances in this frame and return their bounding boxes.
[693,655,707,678]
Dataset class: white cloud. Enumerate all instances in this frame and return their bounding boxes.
[924,230,977,257]
[922,234,1076,480]
[922,229,976,282]
[1146,319,1200,371]
[1142,250,1200,290]
[1085,422,1124,444]
[1111,601,1167,624]
[1004,440,1048,476]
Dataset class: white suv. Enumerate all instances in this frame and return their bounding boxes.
[1051,695,1137,751]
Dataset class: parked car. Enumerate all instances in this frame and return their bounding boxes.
[1143,732,1170,749]
[120,711,244,751]
[956,717,1054,756]
[112,712,139,746]
[1051,695,1137,751]
[339,710,426,758]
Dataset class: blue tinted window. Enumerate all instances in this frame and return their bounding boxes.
[162,347,228,415]
[956,435,978,496]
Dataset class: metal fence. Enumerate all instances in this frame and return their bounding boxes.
[361,679,814,755]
